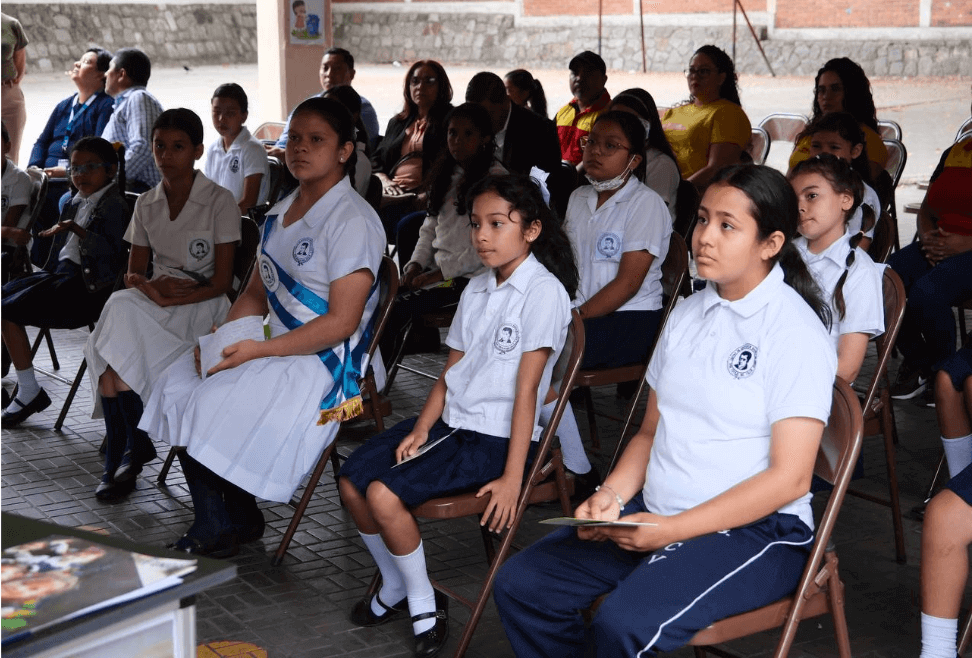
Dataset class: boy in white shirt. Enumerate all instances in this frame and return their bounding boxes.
[203,83,268,215]
[1,122,32,250]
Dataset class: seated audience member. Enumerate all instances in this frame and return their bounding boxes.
[887,130,972,400]
[663,45,751,190]
[465,71,560,177]
[1,13,27,165]
[556,51,611,168]
[1,121,31,274]
[2,137,129,425]
[85,109,239,501]
[493,164,836,658]
[919,347,972,658]
[790,153,884,383]
[269,48,380,156]
[608,88,681,216]
[139,98,385,558]
[504,69,549,119]
[203,83,269,215]
[323,84,372,198]
[101,47,164,192]
[789,58,888,182]
[372,60,453,239]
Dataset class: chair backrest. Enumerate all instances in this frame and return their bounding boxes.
[877,120,902,141]
[365,256,401,365]
[867,210,896,264]
[228,215,262,302]
[860,268,906,416]
[25,169,49,234]
[883,138,907,188]
[746,126,771,166]
[955,116,972,143]
[365,174,382,213]
[253,121,285,143]
[265,156,285,206]
[123,190,141,215]
[673,179,700,240]
[547,161,580,220]
[758,113,809,144]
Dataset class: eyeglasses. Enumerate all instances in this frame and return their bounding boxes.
[69,162,111,176]
[684,67,716,78]
[410,76,438,86]
[815,83,843,96]
[579,136,631,156]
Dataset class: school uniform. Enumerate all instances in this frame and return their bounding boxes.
[83,172,240,417]
[494,264,837,658]
[139,177,385,503]
[203,126,269,206]
[1,157,31,233]
[642,148,680,221]
[341,253,571,507]
[848,182,882,239]
[565,176,671,369]
[795,230,885,350]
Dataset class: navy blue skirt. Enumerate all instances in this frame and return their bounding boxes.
[340,417,536,508]
[938,347,972,392]
[947,462,972,506]
[2,261,111,329]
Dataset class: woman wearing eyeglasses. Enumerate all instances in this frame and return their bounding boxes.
[662,45,751,190]
[372,60,454,241]
[788,58,888,182]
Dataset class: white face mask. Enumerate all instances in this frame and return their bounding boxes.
[586,155,636,192]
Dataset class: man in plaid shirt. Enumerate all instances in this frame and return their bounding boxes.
[101,48,162,192]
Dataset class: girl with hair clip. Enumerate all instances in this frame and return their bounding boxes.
[493,164,837,658]
[381,102,507,360]
[791,112,882,252]
[504,69,549,119]
[83,108,240,502]
[663,45,751,190]
[339,174,577,658]
[790,57,887,181]
[608,88,681,217]
[790,153,885,383]
[140,97,385,557]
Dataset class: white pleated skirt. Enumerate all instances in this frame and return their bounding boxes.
[83,288,230,417]
[139,347,339,503]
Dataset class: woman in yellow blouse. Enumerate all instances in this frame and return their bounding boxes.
[662,45,751,190]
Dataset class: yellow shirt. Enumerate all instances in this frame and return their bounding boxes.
[662,99,752,179]
[788,123,888,171]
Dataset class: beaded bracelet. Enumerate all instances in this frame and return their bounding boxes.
[595,484,625,509]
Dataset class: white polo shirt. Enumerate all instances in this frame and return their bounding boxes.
[125,171,241,280]
[644,264,836,529]
[848,181,882,239]
[442,253,571,441]
[1,158,31,229]
[203,126,269,206]
[795,231,885,349]
[565,176,671,312]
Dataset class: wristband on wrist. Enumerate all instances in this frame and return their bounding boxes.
[595,484,625,509]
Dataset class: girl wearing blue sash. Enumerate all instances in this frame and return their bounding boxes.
[140,97,385,557]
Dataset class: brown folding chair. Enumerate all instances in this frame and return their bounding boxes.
[575,232,688,451]
[746,126,771,166]
[253,121,285,144]
[866,210,897,264]
[758,113,809,145]
[399,310,585,657]
[272,256,399,565]
[689,378,862,658]
[383,305,458,392]
[846,268,907,563]
[674,180,701,241]
[961,608,972,655]
[882,138,908,249]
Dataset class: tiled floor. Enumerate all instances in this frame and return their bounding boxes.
[2,322,969,657]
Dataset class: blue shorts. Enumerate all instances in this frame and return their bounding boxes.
[947,462,972,506]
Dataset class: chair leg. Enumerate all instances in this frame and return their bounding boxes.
[880,391,906,564]
[53,359,86,432]
[157,446,183,486]
[479,524,496,566]
[381,322,413,396]
[272,440,337,566]
[582,386,599,452]
[29,328,45,360]
[925,452,947,502]
[826,556,852,658]
[43,329,59,371]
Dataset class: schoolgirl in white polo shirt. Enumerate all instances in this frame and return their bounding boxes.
[791,153,885,383]
[494,164,838,658]
[339,174,576,658]
[203,83,268,215]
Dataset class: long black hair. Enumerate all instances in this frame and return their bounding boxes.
[692,45,741,106]
[590,111,648,181]
[504,69,548,119]
[426,103,497,216]
[468,174,578,299]
[608,89,680,175]
[811,58,878,133]
[290,96,357,182]
[710,164,831,328]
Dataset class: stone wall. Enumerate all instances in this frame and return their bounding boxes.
[9,3,258,74]
[334,10,972,77]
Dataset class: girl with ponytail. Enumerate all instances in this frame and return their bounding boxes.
[791,153,885,382]
[493,164,838,657]
[504,69,549,119]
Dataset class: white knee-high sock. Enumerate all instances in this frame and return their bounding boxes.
[12,367,40,407]
[540,400,591,474]
[919,612,957,658]
[941,433,972,478]
[390,541,437,634]
[358,532,405,613]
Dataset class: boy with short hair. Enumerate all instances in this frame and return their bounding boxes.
[203,83,268,215]
[1,121,32,253]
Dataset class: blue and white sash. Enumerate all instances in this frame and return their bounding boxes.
[260,214,379,425]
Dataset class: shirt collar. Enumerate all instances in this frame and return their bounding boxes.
[583,174,641,213]
[700,262,786,318]
[223,126,253,152]
[794,230,854,268]
[113,86,143,104]
[470,253,543,295]
[570,89,612,115]
[272,177,354,230]
[72,183,112,207]
[141,170,209,207]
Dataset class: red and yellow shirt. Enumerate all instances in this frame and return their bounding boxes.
[556,90,612,165]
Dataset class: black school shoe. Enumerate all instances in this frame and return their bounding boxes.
[350,588,409,627]
[94,472,137,502]
[166,530,239,559]
[1,389,52,426]
[413,589,449,658]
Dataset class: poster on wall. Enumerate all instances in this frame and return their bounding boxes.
[290,0,325,45]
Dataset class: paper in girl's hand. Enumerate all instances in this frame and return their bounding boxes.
[393,431,455,467]
[198,316,266,379]
[539,518,659,528]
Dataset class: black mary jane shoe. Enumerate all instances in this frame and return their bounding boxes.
[1,389,52,427]
[166,532,239,559]
[350,589,408,627]
[413,589,449,658]
[94,473,137,502]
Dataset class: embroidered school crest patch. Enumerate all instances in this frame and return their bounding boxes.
[259,255,278,292]
[596,232,622,258]
[293,238,314,265]
[727,344,758,379]
[1,195,8,212]
[230,156,240,174]
[494,323,520,354]
[189,238,211,260]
